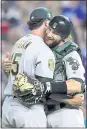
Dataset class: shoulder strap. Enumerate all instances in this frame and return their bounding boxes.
[59,40,82,58]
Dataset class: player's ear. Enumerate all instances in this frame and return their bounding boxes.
[44,20,49,27]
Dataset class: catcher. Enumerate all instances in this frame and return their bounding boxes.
[12,16,86,127]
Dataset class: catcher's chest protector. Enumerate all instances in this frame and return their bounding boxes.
[52,52,66,82]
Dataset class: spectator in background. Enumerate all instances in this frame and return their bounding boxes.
[60,1,86,48]
[1,16,10,41]
[1,6,10,41]
[61,1,86,22]
[6,7,24,44]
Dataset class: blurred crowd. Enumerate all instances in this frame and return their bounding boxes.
[1,0,87,126]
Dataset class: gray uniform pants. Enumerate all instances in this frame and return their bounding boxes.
[2,96,47,127]
[47,106,85,127]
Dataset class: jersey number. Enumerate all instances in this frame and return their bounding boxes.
[11,53,22,75]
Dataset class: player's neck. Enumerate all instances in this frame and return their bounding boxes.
[31,29,44,39]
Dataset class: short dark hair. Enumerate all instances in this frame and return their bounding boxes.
[27,19,44,30]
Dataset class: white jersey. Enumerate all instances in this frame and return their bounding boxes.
[4,34,55,95]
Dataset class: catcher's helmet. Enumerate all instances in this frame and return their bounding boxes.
[49,15,73,39]
[29,7,53,23]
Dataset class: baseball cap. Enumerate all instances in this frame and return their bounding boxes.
[30,7,53,23]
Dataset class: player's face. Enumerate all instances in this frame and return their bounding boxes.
[44,26,61,48]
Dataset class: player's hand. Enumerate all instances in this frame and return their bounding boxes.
[2,52,12,73]
[66,79,81,94]
[64,93,84,106]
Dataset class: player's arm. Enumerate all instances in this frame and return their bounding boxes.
[47,50,85,106]
[44,50,86,95]
[63,50,86,94]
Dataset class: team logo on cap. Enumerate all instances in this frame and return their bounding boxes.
[68,34,72,39]
[59,21,65,25]
[31,16,34,20]
[52,22,57,29]
[48,13,51,18]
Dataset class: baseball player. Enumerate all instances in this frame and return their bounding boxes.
[44,15,86,127]
[2,7,55,127]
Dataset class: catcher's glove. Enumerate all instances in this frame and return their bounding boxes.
[13,73,45,105]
